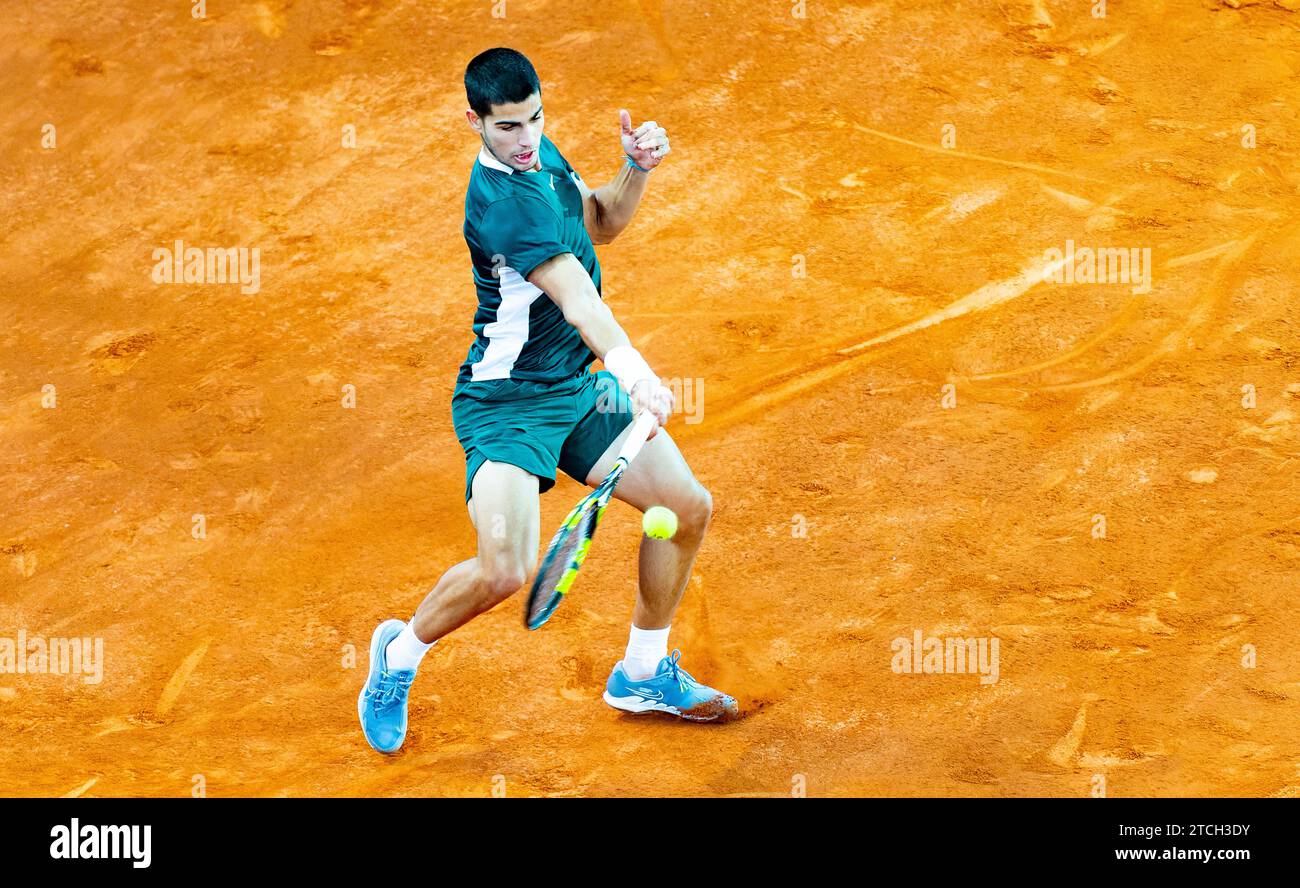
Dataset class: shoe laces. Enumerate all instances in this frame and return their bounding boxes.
[662,649,699,695]
[367,670,414,712]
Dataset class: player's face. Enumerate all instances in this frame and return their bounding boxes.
[474,93,544,171]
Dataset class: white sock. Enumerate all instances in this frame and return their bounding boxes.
[385,622,434,673]
[623,624,670,680]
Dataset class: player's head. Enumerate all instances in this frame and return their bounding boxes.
[465,48,544,172]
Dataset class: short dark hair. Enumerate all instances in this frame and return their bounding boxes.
[465,48,541,119]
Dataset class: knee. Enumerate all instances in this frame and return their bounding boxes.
[674,484,713,537]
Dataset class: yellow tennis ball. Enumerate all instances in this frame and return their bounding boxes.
[642,505,678,540]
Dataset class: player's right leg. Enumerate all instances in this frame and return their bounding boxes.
[358,460,539,754]
[411,460,540,641]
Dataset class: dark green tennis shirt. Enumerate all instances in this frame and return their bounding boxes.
[457,134,603,388]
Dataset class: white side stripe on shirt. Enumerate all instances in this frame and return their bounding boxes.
[470,266,545,381]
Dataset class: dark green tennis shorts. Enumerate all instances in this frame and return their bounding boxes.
[451,369,635,503]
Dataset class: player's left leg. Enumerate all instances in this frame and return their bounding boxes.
[582,422,712,630]
[559,371,736,721]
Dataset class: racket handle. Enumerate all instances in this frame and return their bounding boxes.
[616,410,660,465]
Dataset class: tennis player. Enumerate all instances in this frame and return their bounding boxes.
[358,47,737,754]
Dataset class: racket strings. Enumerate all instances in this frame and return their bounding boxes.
[527,509,596,626]
[524,458,634,629]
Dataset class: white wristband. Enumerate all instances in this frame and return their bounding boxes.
[603,345,657,395]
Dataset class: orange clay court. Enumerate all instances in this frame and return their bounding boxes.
[1,0,1298,797]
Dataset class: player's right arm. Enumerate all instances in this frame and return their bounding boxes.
[528,253,674,432]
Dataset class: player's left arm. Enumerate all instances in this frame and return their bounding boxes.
[578,109,670,245]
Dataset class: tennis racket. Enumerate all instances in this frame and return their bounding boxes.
[525,410,660,630]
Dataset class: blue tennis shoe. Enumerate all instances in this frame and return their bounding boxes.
[358,619,416,754]
[604,649,738,722]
